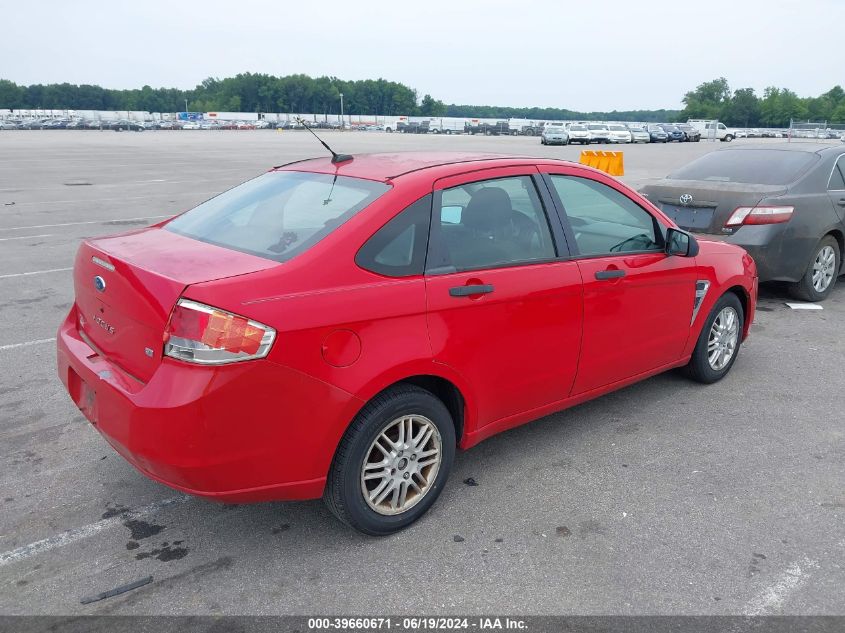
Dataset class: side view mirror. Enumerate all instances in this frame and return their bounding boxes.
[666,227,699,257]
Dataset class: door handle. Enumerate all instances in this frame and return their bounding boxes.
[837,198,845,207]
[449,284,494,297]
[595,269,626,280]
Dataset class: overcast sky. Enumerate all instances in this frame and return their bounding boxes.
[2,0,842,111]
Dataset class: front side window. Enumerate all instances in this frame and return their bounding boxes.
[166,171,390,262]
[549,175,662,256]
[429,175,556,272]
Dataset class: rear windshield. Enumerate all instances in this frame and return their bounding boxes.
[545,127,564,133]
[668,149,819,185]
[166,171,390,262]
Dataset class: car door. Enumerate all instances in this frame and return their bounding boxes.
[424,166,583,428]
[827,153,845,222]
[541,167,697,395]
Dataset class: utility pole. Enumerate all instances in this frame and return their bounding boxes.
[184,99,189,113]
[339,93,344,128]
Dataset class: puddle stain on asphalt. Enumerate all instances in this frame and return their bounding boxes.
[134,540,188,562]
[123,519,165,541]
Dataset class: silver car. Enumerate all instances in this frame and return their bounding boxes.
[541,126,569,145]
[627,125,651,143]
[566,123,591,145]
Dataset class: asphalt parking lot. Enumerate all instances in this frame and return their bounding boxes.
[0,131,843,616]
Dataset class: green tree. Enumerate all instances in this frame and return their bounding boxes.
[419,94,446,116]
[679,77,731,121]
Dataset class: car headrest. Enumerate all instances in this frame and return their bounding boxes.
[462,187,513,233]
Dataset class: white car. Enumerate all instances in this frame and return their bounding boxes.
[182,121,200,130]
[607,124,632,144]
[587,123,610,144]
[565,123,591,145]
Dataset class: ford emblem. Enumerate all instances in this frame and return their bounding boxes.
[93,276,106,292]
[680,193,694,206]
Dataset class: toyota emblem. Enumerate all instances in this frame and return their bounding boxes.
[93,276,106,292]
[680,193,694,206]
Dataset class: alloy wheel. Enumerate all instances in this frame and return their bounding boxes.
[360,415,442,516]
[812,245,836,293]
[707,307,739,371]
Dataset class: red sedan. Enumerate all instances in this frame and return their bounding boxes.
[57,152,757,534]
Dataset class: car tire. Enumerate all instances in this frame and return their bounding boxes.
[685,292,744,384]
[723,135,734,142]
[789,235,840,302]
[324,384,456,535]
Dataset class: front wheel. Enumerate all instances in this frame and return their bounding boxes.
[685,293,744,384]
[789,235,840,302]
[324,385,455,535]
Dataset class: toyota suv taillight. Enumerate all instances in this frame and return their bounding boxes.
[164,299,275,364]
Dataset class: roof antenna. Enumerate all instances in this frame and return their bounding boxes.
[297,118,353,164]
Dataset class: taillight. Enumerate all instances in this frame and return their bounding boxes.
[725,206,794,227]
[164,299,275,365]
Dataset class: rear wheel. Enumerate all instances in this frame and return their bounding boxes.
[685,293,744,384]
[324,385,455,535]
[789,235,840,302]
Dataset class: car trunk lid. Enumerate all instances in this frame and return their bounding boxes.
[74,227,277,382]
[641,179,788,234]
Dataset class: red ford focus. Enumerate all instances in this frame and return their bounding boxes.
[57,152,757,534]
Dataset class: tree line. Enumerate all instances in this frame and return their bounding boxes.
[679,78,845,127]
[1,73,843,126]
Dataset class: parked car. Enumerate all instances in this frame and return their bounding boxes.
[0,120,18,130]
[181,121,201,130]
[641,143,845,301]
[607,124,632,144]
[57,152,757,534]
[112,120,145,131]
[541,126,569,145]
[627,125,651,143]
[646,124,669,143]
[565,123,591,144]
[587,123,610,143]
[660,124,685,142]
[676,123,701,142]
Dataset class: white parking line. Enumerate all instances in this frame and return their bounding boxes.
[0,267,72,280]
[0,338,56,351]
[743,557,819,615]
[0,496,189,568]
[0,234,54,242]
[0,215,170,232]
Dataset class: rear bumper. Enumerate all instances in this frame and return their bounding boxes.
[697,225,805,282]
[56,306,362,502]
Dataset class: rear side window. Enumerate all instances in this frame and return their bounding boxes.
[428,176,556,273]
[356,195,432,277]
[829,156,845,190]
[166,171,390,262]
[669,150,818,185]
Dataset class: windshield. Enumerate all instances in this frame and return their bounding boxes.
[668,150,819,185]
[569,125,587,131]
[609,125,626,131]
[545,127,564,133]
[629,127,645,132]
[588,125,606,130]
[166,171,390,262]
